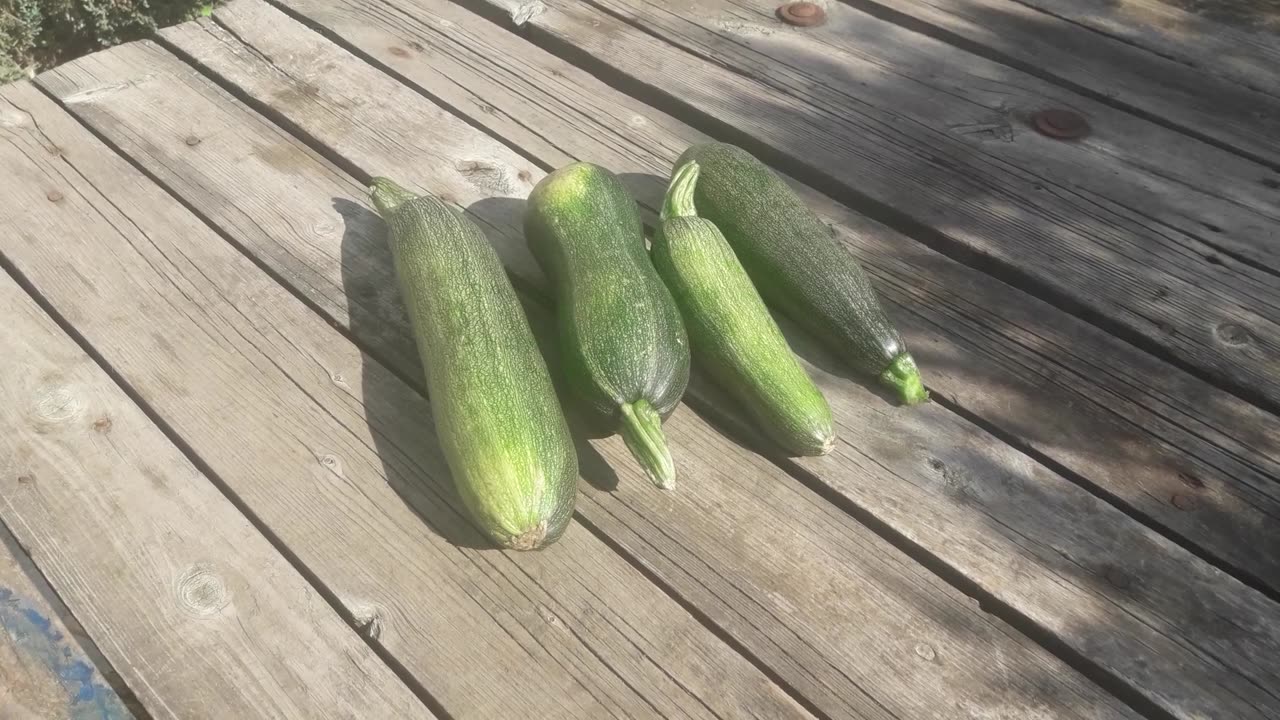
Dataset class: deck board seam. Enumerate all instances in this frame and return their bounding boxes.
[148,10,1275,716]
[11,81,457,720]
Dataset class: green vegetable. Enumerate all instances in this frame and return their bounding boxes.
[674,143,928,405]
[653,162,836,456]
[371,177,577,549]
[524,163,690,489]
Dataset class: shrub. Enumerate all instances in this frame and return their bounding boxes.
[1,1,212,82]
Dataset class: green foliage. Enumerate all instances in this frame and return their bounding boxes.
[1,0,214,82]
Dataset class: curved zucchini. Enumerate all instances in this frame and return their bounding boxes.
[524,163,689,489]
[652,162,836,456]
[371,177,577,549]
[674,143,928,405]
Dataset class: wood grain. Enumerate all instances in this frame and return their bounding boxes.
[152,5,1280,718]
[1,79,805,720]
[216,0,1280,607]
[133,14,1146,718]
[840,0,1280,168]
[0,264,427,718]
[468,0,1280,412]
[1014,0,1280,98]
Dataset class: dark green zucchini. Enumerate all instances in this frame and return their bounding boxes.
[674,143,927,405]
[371,177,577,549]
[652,161,835,456]
[524,163,689,489]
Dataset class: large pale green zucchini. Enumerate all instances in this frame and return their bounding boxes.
[371,177,577,549]
[524,163,689,489]
[652,162,836,456]
[675,143,928,405]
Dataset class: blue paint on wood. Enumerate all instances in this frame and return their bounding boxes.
[0,585,132,719]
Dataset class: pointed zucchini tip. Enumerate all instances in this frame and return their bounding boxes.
[880,352,930,406]
[368,176,418,216]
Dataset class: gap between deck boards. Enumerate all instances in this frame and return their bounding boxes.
[132,5,1280,718]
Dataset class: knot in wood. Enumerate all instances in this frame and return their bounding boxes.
[31,386,84,426]
[350,602,384,640]
[176,563,231,616]
[1214,322,1252,347]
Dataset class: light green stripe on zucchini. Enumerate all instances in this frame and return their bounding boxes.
[652,162,836,457]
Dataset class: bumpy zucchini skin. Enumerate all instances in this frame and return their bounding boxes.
[653,162,836,456]
[524,163,689,488]
[372,177,577,549]
[675,143,927,405]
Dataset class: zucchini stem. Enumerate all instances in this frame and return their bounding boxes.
[661,161,700,221]
[879,352,930,406]
[369,176,420,216]
[619,399,677,489]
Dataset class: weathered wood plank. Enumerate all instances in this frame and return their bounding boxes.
[0,525,134,720]
[1015,0,1280,98]
[153,5,1280,719]
[468,0,1280,412]
[0,262,429,718]
[211,0,1280,607]
[198,0,1280,565]
[0,80,807,720]
[83,27,1141,719]
[841,0,1280,168]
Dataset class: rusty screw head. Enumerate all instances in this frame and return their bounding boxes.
[1032,108,1089,139]
[778,2,826,27]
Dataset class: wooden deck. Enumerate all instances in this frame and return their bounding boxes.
[2,0,1278,717]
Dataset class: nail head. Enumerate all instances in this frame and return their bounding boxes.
[1032,108,1089,139]
[778,2,826,26]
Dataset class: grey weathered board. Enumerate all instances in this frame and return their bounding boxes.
[469,0,1280,413]
[847,0,1280,168]
[146,4,1280,719]
[0,524,134,720]
[0,81,807,720]
[47,31,1142,720]
[0,263,428,716]
[244,0,1280,602]
[1017,0,1280,98]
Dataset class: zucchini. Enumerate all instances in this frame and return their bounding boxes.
[652,162,836,456]
[674,143,928,405]
[371,177,577,549]
[524,163,689,489]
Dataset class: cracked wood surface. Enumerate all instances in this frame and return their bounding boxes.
[472,0,1280,414]
[0,128,429,715]
[2,0,1278,716]
[59,26,1139,719]
[0,79,804,720]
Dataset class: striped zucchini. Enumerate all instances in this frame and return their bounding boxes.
[675,143,928,405]
[371,177,577,549]
[652,162,836,456]
[524,163,689,489]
